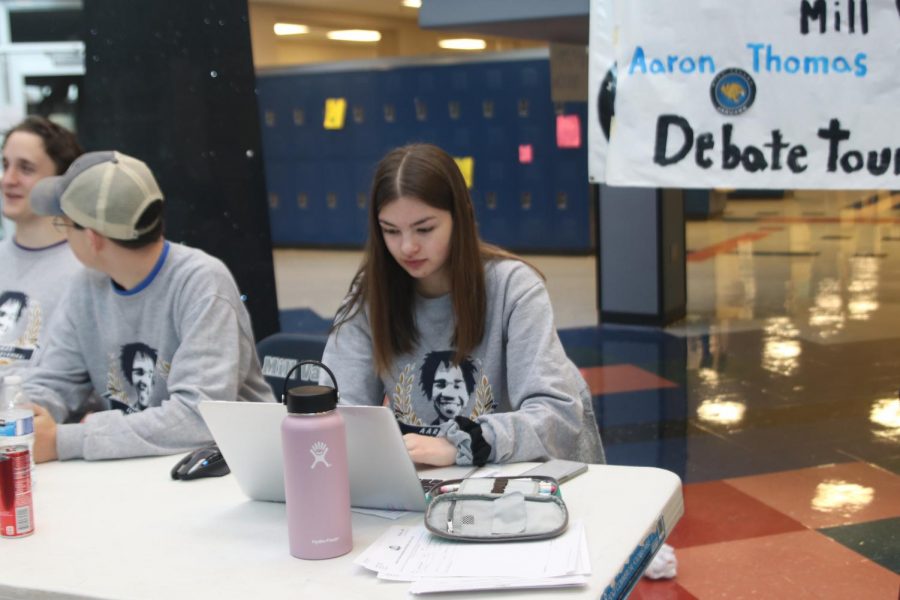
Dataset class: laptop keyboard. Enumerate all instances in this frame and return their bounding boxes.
[420,478,443,492]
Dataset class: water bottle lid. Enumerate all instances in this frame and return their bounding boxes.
[282,360,340,415]
[285,384,338,414]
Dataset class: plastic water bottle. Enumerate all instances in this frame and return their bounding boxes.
[0,376,35,472]
[281,360,352,559]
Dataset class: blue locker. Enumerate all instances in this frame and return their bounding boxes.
[257,52,591,252]
[264,159,300,245]
[257,76,295,162]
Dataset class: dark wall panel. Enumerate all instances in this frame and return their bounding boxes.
[79,0,279,339]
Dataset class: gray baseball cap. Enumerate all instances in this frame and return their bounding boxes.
[30,150,164,241]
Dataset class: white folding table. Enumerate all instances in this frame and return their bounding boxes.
[0,457,682,599]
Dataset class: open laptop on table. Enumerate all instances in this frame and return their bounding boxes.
[198,401,468,511]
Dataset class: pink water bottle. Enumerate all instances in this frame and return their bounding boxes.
[281,360,352,559]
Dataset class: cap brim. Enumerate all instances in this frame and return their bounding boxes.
[29,176,67,217]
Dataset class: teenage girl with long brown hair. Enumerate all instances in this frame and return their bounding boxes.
[322,143,605,467]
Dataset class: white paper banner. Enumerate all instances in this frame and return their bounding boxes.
[587,0,615,183]
[604,0,900,189]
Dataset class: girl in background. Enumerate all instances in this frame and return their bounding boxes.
[322,143,604,467]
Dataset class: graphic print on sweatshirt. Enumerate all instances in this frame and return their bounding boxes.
[0,290,39,364]
[105,342,171,414]
[392,350,494,435]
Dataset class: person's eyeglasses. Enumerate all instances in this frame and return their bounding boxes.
[51,216,78,233]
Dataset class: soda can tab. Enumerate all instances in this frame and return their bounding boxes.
[0,445,34,537]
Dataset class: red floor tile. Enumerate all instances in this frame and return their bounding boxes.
[579,364,678,396]
[630,578,698,600]
[726,462,900,530]
[666,481,806,549]
[686,230,773,262]
[675,530,900,599]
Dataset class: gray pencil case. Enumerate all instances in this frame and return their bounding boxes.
[424,476,569,542]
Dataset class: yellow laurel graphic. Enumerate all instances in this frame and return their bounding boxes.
[472,374,494,418]
[14,303,41,350]
[392,362,423,426]
[106,352,127,404]
[156,356,171,381]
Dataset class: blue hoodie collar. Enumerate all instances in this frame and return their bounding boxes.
[113,240,171,296]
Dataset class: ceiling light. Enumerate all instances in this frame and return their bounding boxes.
[326,29,382,43]
[274,23,309,36]
[402,0,422,7]
[439,38,487,51]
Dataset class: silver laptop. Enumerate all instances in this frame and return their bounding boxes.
[198,401,458,511]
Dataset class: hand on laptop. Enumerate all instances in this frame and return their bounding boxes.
[403,433,457,467]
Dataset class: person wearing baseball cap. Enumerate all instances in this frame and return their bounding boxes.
[23,150,274,462]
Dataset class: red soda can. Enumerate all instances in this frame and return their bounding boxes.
[0,445,34,537]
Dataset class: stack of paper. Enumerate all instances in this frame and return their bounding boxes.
[354,519,591,594]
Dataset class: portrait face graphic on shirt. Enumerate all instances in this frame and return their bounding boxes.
[130,352,155,407]
[431,362,468,421]
[0,292,27,338]
[120,342,158,410]
[420,351,477,424]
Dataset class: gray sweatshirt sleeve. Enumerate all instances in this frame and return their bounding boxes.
[49,294,251,460]
[321,306,384,406]
[22,302,96,423]
[474,277,589,464]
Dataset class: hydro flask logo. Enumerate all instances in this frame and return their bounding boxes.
[309,441,332,469]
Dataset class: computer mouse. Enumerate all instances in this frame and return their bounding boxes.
[170,445,231,480]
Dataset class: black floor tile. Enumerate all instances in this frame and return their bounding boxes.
[819,517,900,574]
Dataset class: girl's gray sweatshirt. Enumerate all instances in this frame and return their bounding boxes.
[322,259,605,465]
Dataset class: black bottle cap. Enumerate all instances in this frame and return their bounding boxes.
[282,360,340,415]
[285,384,337,414]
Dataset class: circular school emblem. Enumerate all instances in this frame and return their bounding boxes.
[710,68,756,116]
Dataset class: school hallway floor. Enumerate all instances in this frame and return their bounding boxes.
[272,189,900,599]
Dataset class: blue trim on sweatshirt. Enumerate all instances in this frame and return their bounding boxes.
[114,240,170,296]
